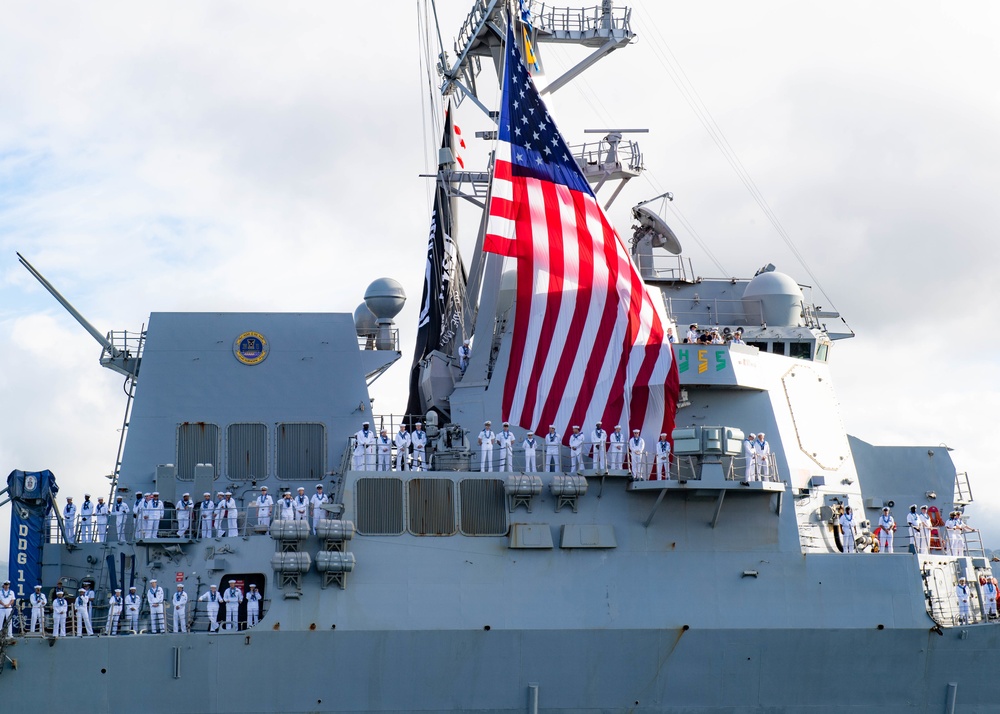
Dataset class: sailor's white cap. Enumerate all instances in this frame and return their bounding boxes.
[79,587,86,592]
[229,579,236,584]
[34,584,41,589]
[614,425,622,429]
[526,430,534,435]
[66,496,73,500]
[316,484,324,489]
[57,591,65,595]
[921,505,929,510]
[882,506,890,511]
[660,433,667,437]
[362,421,369,426]
[260,486,267,491]
[114,588,121,592]
[503,421,509,426]
[959,577,967,582]
[415,422,422,426]
[549,425,556,429]
[633,429,640,433]
[748,433,756,438]
[84,493,91,497]
[297,487,305,492]
[484,420,491,424]
[595,420,602,425]
[572,425,580,430]
[203,492,211,497]
[284,492,292,496]
[249,583,257,588]
[757,433,765,437]
[152,491,159,496]
[128,586,136,590]
[177,583,184,588]
[209,584,217,589]
[182,493,189,497]
[150,579,157,583]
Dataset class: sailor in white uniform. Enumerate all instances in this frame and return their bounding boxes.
[608,426,625,471]
[223,491,239,537]
[376,429,392,471]
[222,580,243,631]
[568,426,585,474]
[478,421,496,472]
[354,422,376,471]
[743,433,757,482]
[79,494,94,542]
[94,496,109,543]
[198,585,221,632]
[176,493,194,538]
[29,584,47,634]
[74,588,93,636]
[254,487,273,530]
[52,591,68,637]
[172,584,189,633]
[654,433,671,480]
[199,493,215,538]
[628,430,646,480]
[906,505,922,554]
[983,578,999,620]
[590,422,607,472]
[147,580,166,633]
[394,425,411,471]
[918,505,932,554]
[839,507,857,554]
[112,495,130,542]
[754,433,771,480]
[132,492,146,539]
[124,586,141,633]
[212,492,227,538]
[522,431,538,473]
[411,422,428,471]
[278,492,295,521]
[0,580,15,637]
[497,422,516,472]
[245,584,262,628]
[545,426,561,472]
[956,577,973,625]
[311,485,327,534]
[151,492,166,538]
[293,488,309,522]
[946,511,971,556]
[878,507,896,553]
[63,497,77,544]
[107,588,123,635]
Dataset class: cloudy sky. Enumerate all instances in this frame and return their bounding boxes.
[1,1,998,557]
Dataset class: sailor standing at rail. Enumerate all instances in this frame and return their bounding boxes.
[147,579,166,634]
[131,492,144,539]
[394,424,411,471]
[590,422,607,473]
[198,584,221,632]
[278,492,295,521]
[150,492,165,538]
[311,485,327,534]
[654,434,671,480]
[497,422,516,472]
[411,422,427,471]
[568,426,585,474]
[223,580,242,631]
[112,494,130,543]
[245,584,261,628]
[743,433,757,482]
[63,497,77,544]
[107,588,123,635]
[608,426,625,471]
[52,591,68,637]
[906,505,922,553]
[918,505,933,554]
[254,487,273,530]
[94,496,109,543]
[212,492,226,538]
[0,580,15,637]
[176,493,194,538]
[198,493,214,538]
[545,426,561,472]
[29,584,47,634]
[376,429,392,471]
[172,584,188,633]
[956,577,973,625]
[223,491,238,537]
[522,431,538,472]
[629,429,646,481]
[354,422,376,471]
[294,488,309,522]
[124,586,140,633]
[878,507,896,553]
[79,494,94,542]
[754,433,771,480]
[983,578,999,620]
[478,421,496,472]
[839,507,857,554]
[74,588,93,636]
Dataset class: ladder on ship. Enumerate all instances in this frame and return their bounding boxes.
[964,529,987,560]
[107,328,146,501]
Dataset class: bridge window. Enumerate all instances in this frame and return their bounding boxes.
[789,342,812,360]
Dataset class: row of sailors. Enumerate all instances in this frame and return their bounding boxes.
[838,505,978,555]
[1,579,261,638]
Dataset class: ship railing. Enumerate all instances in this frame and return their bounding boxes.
[569,137,643,174]
[527,2,633,36]
[665,453,780,483]
[664,296,762,329]
[356,327,399,352]
[633,253,696,283]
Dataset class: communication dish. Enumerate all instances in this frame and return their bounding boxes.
[631,205,682,255]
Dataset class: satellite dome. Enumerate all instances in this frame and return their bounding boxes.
[741,270,804,327]
[364,278,406,321]
[354,303,377,336]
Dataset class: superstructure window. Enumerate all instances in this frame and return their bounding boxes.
[789,342,812,360]
[276,422,326,481]
[228,423,267,480]
[176,422,219,481]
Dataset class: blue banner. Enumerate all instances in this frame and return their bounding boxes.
[6,470,57,598]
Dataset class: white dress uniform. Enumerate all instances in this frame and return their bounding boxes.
[754,436,771,479]
[628,433,646,480]
[839,511,856,553]
[172,588,189,633]
[148,496,165,538]
[222,584,243,631]
[878,512,895,553]
[107,591,123,635]
[946,516,967,556]
[568,429,585,474]
[743,436,757,481]
[278,496,295,521]
[212,494,227,537]
[394,428,411,471]
[293,492,309,521]
[918,510,933,553]
[354,425,376,471]
[132,495,145,539]
[223,495,238,537]
[906,509,922,553]
[124,589,141,632]
[608,428,625,471]
[0,584,15,636]
[956,581,972,625]
[199,497,215,538]
[245,586,262,628]
[198,587,221,632]
[590,426,607,472]
[147,584,166,633]
[478,425,496,472]
[497,428,516,472]
[29,588,47,633]
[79,498,94,542]
[74,591,93,636]
[983,580,999,618]
[52,593,69,637]
[411,427,428,471]
[173,496,192,537]
[63,502,77,544]
[545,429,562,472]
[522,435,538,473]
[254,492,273,529]
[94,499,109,542]
[112,498,130,542]
[654,437,672,480]
[311,489,328,534]
[376,433,392,471]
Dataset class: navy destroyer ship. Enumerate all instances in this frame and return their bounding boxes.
[2,2,995,712]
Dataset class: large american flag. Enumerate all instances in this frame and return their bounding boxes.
[484,18,679,445]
